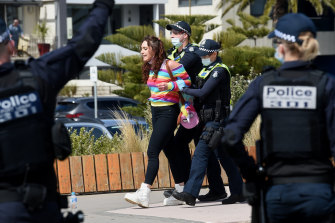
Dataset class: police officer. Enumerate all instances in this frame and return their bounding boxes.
[162,21,203,206]
[0,1,114,222]
[172,39,244,206]
[221,13,335,223]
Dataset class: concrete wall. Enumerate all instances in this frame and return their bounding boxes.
[318,31,335,55]
[121,5,140,27]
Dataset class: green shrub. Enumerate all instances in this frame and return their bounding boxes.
[231,67,260,105]
[70,128,119,156]
[69,110,151,156]
[59,85,77,97]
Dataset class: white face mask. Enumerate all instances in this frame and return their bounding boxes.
[201,58,212,66]
[274,46,284,64]
[171,37,183,48]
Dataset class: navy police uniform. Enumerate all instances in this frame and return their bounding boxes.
[164,21,203,186]
[222,13,335,223]
[0,1,114,222]
[172,39,243,205]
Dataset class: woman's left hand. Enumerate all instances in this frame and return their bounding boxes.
[157,82,168,91]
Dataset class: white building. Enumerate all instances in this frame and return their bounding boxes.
[0,0,333,56]
[164,0,335,55]
[0,0,167,56]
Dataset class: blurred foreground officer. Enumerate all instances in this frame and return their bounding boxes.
[0,0,114,222]
[172,39,243,206]
[162,21,203,206]
[221,13,335,223]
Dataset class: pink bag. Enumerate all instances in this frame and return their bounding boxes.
[179,105,199,129]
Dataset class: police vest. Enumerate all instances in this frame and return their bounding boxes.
[197,62,231,116]
[259,69,330,160]
[0,68,53,177]
[167,43,198,62]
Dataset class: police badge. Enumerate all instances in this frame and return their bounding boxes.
[212,71,218,78]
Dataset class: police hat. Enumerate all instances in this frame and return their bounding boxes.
[195,39,221,57]
[268,13,317,44]
[166,21,191,36]
[0,18,10,44]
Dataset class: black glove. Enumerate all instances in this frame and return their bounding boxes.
[94,0,115,13]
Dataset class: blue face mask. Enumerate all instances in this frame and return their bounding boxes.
[171,37,182,48]
[274,47,284,63]
[201,58,212,66]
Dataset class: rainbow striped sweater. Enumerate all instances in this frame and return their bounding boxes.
[147,60,191,106]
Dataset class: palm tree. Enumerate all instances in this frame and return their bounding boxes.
[217,0,335,20]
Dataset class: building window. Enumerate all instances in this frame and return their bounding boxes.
[67,5,121,40]
[298,0,334,31]
[179,0,212,7]
[250,0,266,17]
[0,4,19,25]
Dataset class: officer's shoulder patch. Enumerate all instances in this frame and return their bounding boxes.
[189,47,194,52]
[212,71,219,78]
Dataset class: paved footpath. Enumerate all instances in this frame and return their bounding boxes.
[69,188,252,223]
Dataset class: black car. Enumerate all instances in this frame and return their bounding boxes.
[55,96,139,121]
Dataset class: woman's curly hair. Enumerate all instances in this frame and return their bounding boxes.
[141,35,167,83]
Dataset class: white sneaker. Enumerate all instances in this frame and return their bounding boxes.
[124,183,151,208]
[163,184,185,206]
[175,184,184,193]
[163,195,185,206]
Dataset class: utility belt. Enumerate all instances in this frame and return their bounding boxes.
[0,184,49,212]
[199,107,228,123]
[199,125,225,151]
[0,184,84,222]
[269,174,334,185]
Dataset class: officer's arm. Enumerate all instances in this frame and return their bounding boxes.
[182,68,228,97]
[221,77,262,146]
[179,51,201,72]
[29,0,114,93]
[325,75,335,159]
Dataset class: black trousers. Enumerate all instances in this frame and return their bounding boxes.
[164,122,203,184]
[145,104,180,185]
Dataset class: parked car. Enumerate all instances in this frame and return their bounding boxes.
[65,119,149,141]
[65,122,114,140]
[55,96,139,121]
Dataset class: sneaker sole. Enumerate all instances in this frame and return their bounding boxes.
[125,198,149,208]
[125,197,138,205]
[137,203,149,208]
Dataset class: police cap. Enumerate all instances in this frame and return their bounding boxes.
[268,13,317,45]
[166,21,191,36]
[195,39,220,57]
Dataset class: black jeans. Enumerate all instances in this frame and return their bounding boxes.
[164,123,203,184]
[145,104,179,185]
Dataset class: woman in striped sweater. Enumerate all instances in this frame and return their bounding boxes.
[124,35,191,208]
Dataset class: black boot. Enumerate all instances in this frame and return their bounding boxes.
[221,194,246,205]
[198,190,227,202]
[172,191,196,206]
[163,189,174,198]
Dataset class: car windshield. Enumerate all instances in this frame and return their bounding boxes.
[56,102,78,112]
[106,126,122,135]
[67,126,105,139]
